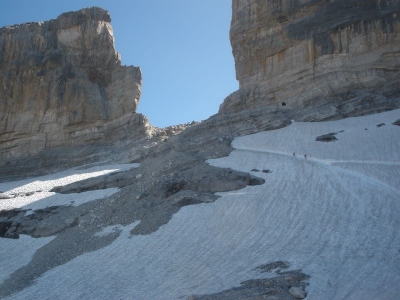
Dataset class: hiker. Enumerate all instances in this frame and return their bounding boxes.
[304,154,307,159]
[293,152,295,157]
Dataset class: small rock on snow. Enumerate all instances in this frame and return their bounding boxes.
[289,286,307,299]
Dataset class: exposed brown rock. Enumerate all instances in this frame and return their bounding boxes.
[0,7,146,160]
[220,0,400,120]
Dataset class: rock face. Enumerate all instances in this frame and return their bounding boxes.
[221,0,400,120]
[0,7,146,160]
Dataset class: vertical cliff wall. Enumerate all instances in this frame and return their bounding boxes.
[0,7,147,160]
[221,0,400,120]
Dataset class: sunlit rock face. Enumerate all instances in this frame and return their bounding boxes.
[0,7,145,160]
[221,0,400,120]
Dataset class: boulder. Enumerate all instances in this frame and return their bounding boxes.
[289,286,307,299]
[0,193,11,199]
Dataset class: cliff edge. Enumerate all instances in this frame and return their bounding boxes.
[0,7,147,162]
[220,0,400,120]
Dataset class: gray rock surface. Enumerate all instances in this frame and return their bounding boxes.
[221,0,400,120]
[316,132,339,142]
[188,262,309,300]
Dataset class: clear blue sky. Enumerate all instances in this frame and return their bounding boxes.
[0,0,237,127]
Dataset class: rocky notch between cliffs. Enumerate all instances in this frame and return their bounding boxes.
[1,2,400,300]
[4,2,400,180]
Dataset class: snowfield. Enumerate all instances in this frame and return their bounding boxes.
[1,110,400,299]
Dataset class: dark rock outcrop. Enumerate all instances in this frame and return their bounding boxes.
[316,132,338,142]
[188,261,309,300]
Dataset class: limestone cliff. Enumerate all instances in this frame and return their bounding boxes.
[0,7,147,160]
[221,0,400,120]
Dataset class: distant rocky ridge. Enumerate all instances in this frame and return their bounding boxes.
[221,0,400,120]
[0,7,148,163]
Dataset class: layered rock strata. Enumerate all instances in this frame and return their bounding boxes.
[221,0,400,120]
[0,7,147,161]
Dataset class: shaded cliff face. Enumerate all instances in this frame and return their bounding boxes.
[0,7,145,159]
[221,0,400,119]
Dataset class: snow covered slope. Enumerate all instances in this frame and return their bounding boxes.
[1,110,399,299]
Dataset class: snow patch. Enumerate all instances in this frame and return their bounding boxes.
[0,164,138,212]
